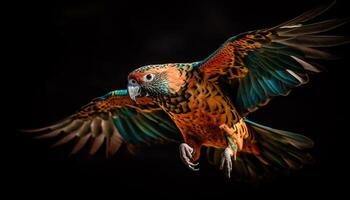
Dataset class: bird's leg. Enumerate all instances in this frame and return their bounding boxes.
[219,119,246,178]
[179,137,201,171]
[220,147,233,178]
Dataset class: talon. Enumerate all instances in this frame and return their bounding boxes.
[179,143,199,171]
[188,164,200,171]
[220,147,233,178]
[188,161,199,167]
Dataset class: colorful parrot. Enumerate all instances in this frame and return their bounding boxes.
[24,2,348,179]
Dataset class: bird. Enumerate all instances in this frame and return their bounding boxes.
[23,1,348,179]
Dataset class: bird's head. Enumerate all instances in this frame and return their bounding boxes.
[127,64,186,102]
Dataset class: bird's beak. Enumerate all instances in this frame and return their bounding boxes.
[128,83,141,102]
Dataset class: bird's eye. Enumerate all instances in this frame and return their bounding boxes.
[143,74,155,82]
[129,79,137,85]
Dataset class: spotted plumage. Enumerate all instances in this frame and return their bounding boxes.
[24,2,348,179]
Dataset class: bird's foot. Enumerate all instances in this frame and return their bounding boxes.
[219,123,243,160]
[220,147,234,178]
[179,143,199,171]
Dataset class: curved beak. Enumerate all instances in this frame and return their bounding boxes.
[127,83,141,102]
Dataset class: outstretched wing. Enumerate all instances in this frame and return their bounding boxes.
[199,1,349,116]
[23,89,181,157]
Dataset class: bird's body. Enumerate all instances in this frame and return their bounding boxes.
[23,2,349,179]
[142,63,245,161]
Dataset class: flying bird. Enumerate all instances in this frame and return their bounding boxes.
[24,2,348,179]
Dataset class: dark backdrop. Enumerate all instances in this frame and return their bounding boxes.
[5,0,349,198]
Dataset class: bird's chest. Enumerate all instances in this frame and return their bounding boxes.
[157,79,240,146]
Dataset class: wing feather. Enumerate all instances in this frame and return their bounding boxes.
[71,134,91,155]
[22,90,181,157]
[199,1,348,116]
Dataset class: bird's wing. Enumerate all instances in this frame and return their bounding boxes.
[198,1,348,116]
[23,90,181,157]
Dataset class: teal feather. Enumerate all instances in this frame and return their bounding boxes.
[113,117,130,142]
[234,43,314,114]
[260,75,280,96]
[245,75,259,107]
[142,112,177,132]
[256,75,270,95]
[121,112,152,144]
[140,113,172,131]
[93,89,128,101]
[112,106,180,145]
[251,51,304,77]
[133,113,176,141]
[115,108,149,144]
[249,73,267,103]
[249,55,293,87]
[245,53,266,74]
[237,79,251,109]
[242,77,254,108]
[131,117,160,141]
[257,56,301,87]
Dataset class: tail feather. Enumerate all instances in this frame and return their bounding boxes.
[207,119,314,180]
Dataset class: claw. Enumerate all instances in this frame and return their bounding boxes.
[220,147,234,178]
[179,143,200,171]
[188,164,200,171]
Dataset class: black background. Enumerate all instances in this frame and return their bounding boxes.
[4,0,350,198]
